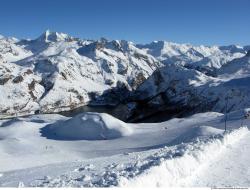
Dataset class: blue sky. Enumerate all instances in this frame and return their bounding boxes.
[0,0,249,45]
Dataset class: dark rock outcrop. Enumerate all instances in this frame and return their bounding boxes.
[246,50,250,57]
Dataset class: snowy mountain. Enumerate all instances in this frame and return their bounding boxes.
[0,31,249,119]
[137,41,249,77]
[127,52,250,121]
[137,41,246,67]
[0,31,161,118]
[218,51,250,76]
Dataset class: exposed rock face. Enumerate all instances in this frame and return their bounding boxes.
[0,75,12,85]
[12,75,24,83]
[246,50,250,57]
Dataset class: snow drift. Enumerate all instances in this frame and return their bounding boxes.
[119,127,249,187]
[40,112,133,140]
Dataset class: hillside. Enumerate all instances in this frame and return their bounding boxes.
[0,31,249,120]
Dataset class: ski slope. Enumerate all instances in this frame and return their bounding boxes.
[0,109,250,187]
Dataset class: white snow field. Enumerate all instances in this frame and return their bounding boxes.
[0,109,250,187]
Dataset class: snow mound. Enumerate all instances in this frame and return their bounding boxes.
[41,112,133,140]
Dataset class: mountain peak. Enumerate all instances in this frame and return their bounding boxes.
[36,30,71,42]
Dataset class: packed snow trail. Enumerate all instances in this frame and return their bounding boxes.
[190,131,250,187]
[119,127,249,187]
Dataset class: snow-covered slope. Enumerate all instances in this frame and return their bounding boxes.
[128,53,250,121]
[0,109,250,187]
[218,52,250,76]
[0,31,161,118]
[0,37,32,62]
[137,41,247,69]
[0,31,249,119]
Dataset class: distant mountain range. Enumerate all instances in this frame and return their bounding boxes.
[0,30,250,120]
